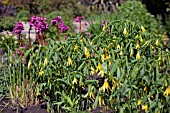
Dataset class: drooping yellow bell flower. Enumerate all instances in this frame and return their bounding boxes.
[164,86,170,96]
[90,91,95,100]
[101,54,105,62]
[142,104,148,112]
[39,68,44,76]
[85,47,90,59]
[74,44,78,52]
[137,100,142,106]
[117,44,120,49]
[155,39,159,46]
[136,43,140,49]
[97,63,102,71]
[130,49,133,57]
[123,28,127,35]
[67,56,72,66]
[72,77,78,85]
[98,70,104,77]
[90,66,95,75]
[101,79,111,92]
[136,52,140,60]
[139,35,143,42]
[144,86,147,91]
[28,60,32,69]
[44,57,48,66]
[119,51,123,56]
[99,96,102,106]
[141,26,146,32]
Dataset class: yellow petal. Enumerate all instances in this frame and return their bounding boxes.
[85,47,90,59]
[136,52,140,60]
[72,77,78,85]
[39,68,44,76]
[97,63,102,71]
[28,60,32,69]
[130,49,133,57]
[136,44,140,49]
[141,26,146,32]
[67,56,72,66]
[117,44,120,49]
[144,86,147,91]
[164,86,170,96]
[155,39,159,46]
[137,100,142,106]
[44,58,48,65]
[123,28,127,35]
[119,51,123,56]
[74,44,78,52]
[142,104,148,112]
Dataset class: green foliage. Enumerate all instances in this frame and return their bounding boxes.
[1,18,169,112]
[88,1,166,35]
[0,16,17,32]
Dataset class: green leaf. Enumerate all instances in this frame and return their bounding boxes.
[78,62,85,70]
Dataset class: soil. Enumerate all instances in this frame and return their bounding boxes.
[0,98,114,113]
[0,99,48,113]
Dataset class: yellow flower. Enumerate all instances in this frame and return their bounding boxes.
[141,26,146,32]
[90,41,93,45]
[140,35,143,42]
[119,51,123,56]
[138,100,142,106]
[109,59,113,66]
[44,58,48,65]
[72,77,78,85]
[144,86,147,91]
[98,70,104,77]
[39,68,44,76]
[90,66,95,75]
[136,52,140,60]
[90,91,95,100]
[101,54,105,62]
[117,44,120,49]
[123,28,127,35]
[102,48,107,52]
[130,49,133,57]
[105,54,110,59]
[155,39,159,46]
[85,47,90,59]
[164,86,170,96]
[136,43,140,49]
[165,80,168,87]
[97,63,102,71]
[74,44,78,52]
[142,104,148,112]
[112,79,118,91]
[84,93,88,98]
[28,60,32,69]
[80,38,83,43]
[101,79,111,92]
[67,56,72,66]
[99,96,103,106]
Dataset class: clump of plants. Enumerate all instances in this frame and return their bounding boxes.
[0,13,169,113]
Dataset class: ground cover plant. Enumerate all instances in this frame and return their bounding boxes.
[0,0,170,113]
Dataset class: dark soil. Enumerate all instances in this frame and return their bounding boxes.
[0,99,48,113]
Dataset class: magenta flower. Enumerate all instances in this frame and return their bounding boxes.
[75,16,84,22]
[86,32,91,38]
[13,22,24,39]
[58,22,70,32]
[30,16,49,32]
[51,16,63,26]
